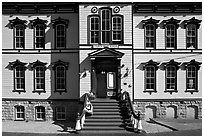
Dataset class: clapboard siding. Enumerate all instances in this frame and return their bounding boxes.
[133,15,202,49]
[2,13,79,49]
[133,53,202,100]
[79,5,132,45]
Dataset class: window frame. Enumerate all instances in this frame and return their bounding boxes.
[55,65,66,91]
[34,24,45,49]
[186,24,197,49]
[112,15,123,44]
[15,105,25,121]
[144,24,156,49]
[90,16,100,44]
[14,65,26,92]
[35,106,45,121]
[165,65,177,91]
[14,24,25,49]
[55,24,66,49]
[186,65,198,91]
[34,66,45,91]
[144,65,156,91]
[55,106,66,121]
[165,24,176,49]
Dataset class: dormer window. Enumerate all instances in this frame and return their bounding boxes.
[52,17,69,49]
[9,17,27,49]
[30,17,47,49]
[8,59,27,93]
[163,17,181,49]
[142,17,160,49]
[184,17,201,49]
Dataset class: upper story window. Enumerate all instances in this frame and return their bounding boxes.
[163,17,180,49]
[9,59,27,93]
[15,105,25,120]
[52,60,69,94]
[52,17,69,49]
[9,17,27,49]
[30,17,47,49]
[184,59,201,93]
[89,7,123,45]
[143,60,159,93]
[163,60,180,93]
[184,17,201,49]
[29,60,47,94]
[142,17,160,49]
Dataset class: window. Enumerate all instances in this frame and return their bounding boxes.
[184,59,201,92]
[56,106,66,120]
[186,24,197,49]
[52,17,69,49]
[51,60,69,94]
[35,24,45,48]
[112,16,123,43]
[88,7,123,44]
[164,60,180,92]
[9,59,27,93]
[145,24,155,48]
[184,17,201,49]
[9,17,27,49]
[29,60,47,93]
[186,65,197,90]
[15,105,25,120]
[14,24,25,49]
[107,72,116,89]
[90,16,99,44]
[142,17,159,49]
[35,106,45,120]
[166,24,176,48]
[145,66,156,90]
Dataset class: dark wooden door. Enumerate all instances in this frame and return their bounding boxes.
[96,73,107,98]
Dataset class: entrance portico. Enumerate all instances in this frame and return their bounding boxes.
[89,48,124,99]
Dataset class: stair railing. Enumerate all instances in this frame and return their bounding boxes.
[121,91,141,131]
[75,93,93,131]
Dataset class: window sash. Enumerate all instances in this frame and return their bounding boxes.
[145,66,156,90]
[15,66,25,90]
[186,24,197,48]
[101,9,111,44]
[187,66,197,90]
[56,66,66,90]
[56,107,66,120]
[16,106,25,120]
[166,24,176,48]
[145,24,155,48]
[35,106,45,120]
[15,25,24,48]
[112,16,122,41]
[35,66,45,90]
[166,66,176,90]
[56,24,66,48]
[90,17,99,44]
[35,24,45,49]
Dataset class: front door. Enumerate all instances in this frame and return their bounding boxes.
[96,73,107,98]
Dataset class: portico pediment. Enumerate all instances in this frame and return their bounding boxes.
[88,48,124,58]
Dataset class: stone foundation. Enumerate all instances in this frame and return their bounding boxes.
[2,99,79,121]
[133,99,202,120]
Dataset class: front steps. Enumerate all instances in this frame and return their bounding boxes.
[82,98,131,133]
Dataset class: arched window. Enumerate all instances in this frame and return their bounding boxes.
[51,60,69,94]
[184,59,201,92]
[29,60,47,93]
[15,105,25,120]
[52,17,69,49]
[163,60,180,93]
[9,17,27,49]
[9,59,27,93]
[101,8,111,44]
[184,17,201,49]
[163,17,180,49]
[35,106,45,120]
[142,17,159,49]
[90,16,99,44]
[143,60,159,93]
[30,17,47,49]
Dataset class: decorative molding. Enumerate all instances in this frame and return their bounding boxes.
[9,17,27,29]
[8,59,27,70]
[163,17,181,29]
[29,60,47,70]
[29,17,48,29]
[51,17,69,28]
[183,17,202,29]
[141,17,160,29]
[51,60,69,70]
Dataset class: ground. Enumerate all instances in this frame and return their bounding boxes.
[2,118,202,136]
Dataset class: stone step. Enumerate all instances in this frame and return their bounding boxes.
[85,118,123,122]
[82,126,125,131]
[93,108,120,112]
[84,122,123,126]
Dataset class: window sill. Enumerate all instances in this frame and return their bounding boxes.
[12,90,26,94]
[14,119,25,121]
[54,90,67,95]
[164,90,178,94]
[185,90,199,94]
[143,90,157,95]
[32,90,46,95]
